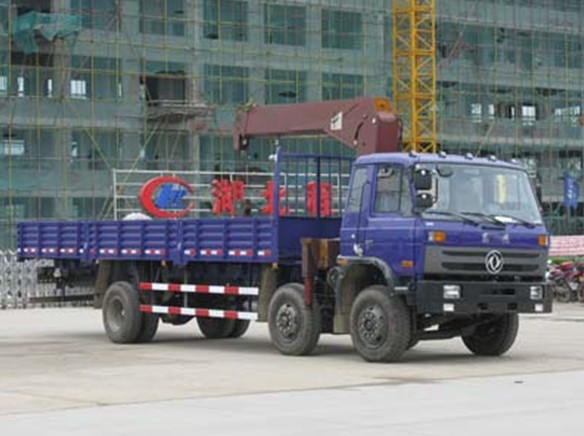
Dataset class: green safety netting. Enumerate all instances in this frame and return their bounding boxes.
[11,11,82,54]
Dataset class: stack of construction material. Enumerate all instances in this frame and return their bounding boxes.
[0,251,92,309]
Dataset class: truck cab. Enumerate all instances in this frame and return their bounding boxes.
[335,152,551,359]
[341,152,550,309]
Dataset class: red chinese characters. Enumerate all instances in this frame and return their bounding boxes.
[261,181,289,215]
[306,182,332,217]
[211,179,332,217]
[212,180,245,216]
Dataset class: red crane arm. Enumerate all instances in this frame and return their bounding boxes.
[233,97,401,156]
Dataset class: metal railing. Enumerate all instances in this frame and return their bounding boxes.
[113,160,352,220]
[0,250,92,309]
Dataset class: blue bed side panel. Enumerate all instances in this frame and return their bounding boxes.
[18,217,342,265]
[17,217,279,264]
[277,217,342,261]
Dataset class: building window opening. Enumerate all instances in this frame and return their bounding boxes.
[71,79,87,99]
[522,105,537,126]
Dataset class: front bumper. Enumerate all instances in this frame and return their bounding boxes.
[415,280,553,315]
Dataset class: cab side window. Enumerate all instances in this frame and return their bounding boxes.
[374,166,411,215]
[346,166,368,212]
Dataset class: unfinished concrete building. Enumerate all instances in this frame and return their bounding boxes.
[0,0,583,248]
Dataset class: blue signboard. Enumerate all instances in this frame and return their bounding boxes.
[563,171,579,209]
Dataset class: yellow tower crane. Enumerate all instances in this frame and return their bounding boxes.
[392,0,437,153]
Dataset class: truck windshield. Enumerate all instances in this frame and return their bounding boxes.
[422,164,543,226]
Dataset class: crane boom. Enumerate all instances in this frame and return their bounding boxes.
[233,97,401,156]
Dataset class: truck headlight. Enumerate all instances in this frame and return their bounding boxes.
[443,285,461,300]
[530,286,543,300]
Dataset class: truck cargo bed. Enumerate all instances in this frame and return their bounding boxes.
[17,216,342,265]
[18,217,276,265]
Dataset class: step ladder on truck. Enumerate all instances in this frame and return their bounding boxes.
[17,97,552,362]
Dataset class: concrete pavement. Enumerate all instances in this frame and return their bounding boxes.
[0,371,582,436]
[0,303,583,434]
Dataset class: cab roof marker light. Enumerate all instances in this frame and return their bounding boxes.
[409,150,418,158]
[465,153,473,160]
[438,151,447,158]
[488,155,497,162]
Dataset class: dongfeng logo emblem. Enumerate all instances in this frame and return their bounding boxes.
[485,250,504,275]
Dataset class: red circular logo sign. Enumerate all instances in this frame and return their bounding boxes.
[139,176,195,219]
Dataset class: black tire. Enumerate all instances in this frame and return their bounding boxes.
[578,283,584,303]
[268,283,321,356]
[350,285,411,363]
[462,314,519,356]
[228,299,251,338]
[554,279,572,303]
[197,317,236,339]
[407,337,420,350]
[102,281,143,344]
[137,314,159,343]
[229,320,251,338]
[161,314,193,326]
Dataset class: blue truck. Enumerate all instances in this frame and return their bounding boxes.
[17,97,552,362]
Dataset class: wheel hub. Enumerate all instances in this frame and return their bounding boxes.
[474,319,501,342]
[276,303,299,340]
[358,304,386,348]
[107,298,125,332]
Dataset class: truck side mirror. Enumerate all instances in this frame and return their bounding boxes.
[413,168,432,191]
[415,192,434,210]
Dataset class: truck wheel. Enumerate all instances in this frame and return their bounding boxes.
[553,279,572,303]
[229,320,250,338]
[161,314,193,326]
[102,281,143,344]
[137,314,159,343]
[407,337,420,350]
[462,314,519,356]
[197,317,236,339]
[268,283,321,356]
[228,299,251,338]
[350,285,411,362]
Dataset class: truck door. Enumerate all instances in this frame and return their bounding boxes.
[340,165,372,257]
[364,165,416,279]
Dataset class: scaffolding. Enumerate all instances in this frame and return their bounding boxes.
[1,0,584,249]
[393,0,437,153]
